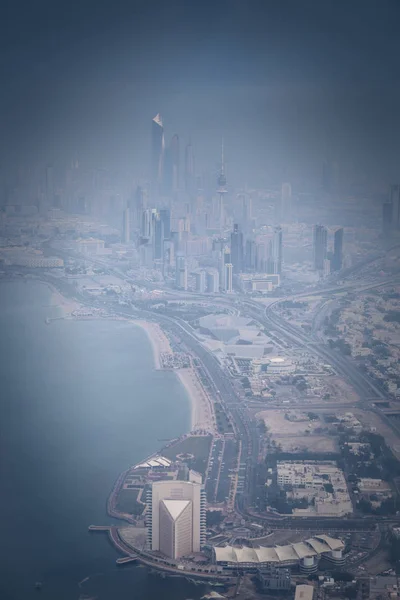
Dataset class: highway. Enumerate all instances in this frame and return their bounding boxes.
[34,246,400,529]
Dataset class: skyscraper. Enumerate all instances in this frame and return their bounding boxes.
[219,246,230,290]
[151,114,165,198]
[313,224,328,270]
[185,141,195,196]
[217,140,227,229]
[206,269,220,293]
[245,239,257,271]
[159,208,171,239]
[241,193,252,230]
[270,226,283,275]
[146,480,206,560]
[194,270,206,293]
[131,185,146,229]
[122,207,130,244]
[175,255,188,290]
[170,134,180,192]
[153,213,164,259]
[331,227,343,272]
[225,263,233,293]
[230,223,243,274]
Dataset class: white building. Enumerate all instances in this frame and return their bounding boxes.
[76,237,105,255]
[225,263,233,293]
[277,461,352,518]
[159,499,193,559]
[206,269,220,293]
[194,270,206,293]
[238,273,280,293]
[147,480,206,559]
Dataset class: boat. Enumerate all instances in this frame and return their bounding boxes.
[35,581,42,590]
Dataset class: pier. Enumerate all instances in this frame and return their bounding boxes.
[88,525,111,532]
[116,556,139,565]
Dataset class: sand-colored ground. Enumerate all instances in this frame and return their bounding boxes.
[256,410,322,436]
[256,409,337,453]
[132,320,172,369]
[276,435,337,453]
[177,368,215,433]
[46,284,81,315]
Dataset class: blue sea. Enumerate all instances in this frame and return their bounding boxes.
[0,280,208,600]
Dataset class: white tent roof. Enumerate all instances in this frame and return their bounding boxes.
[214,535,344,565]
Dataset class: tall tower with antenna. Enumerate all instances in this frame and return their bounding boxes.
[151,114,165,200]
[217,139,227,230]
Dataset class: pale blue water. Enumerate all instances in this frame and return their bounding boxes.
[0,280,207,600]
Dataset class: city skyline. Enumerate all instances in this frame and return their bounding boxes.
[2,2,400,599]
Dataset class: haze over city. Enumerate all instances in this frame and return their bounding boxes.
[1,2,400,600]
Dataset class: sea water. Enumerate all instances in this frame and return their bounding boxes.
[0,280,207,600]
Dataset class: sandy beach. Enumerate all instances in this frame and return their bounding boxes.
[37,280,82,315]
[132,320,215,433]
[132,320,173,370]
[50,288,81,315]
[176,368,215,433]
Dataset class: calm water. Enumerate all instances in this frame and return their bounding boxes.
[0,280,207,600]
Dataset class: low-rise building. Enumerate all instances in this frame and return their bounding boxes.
[213,534,344,571]
[277,461,352,518]
[257,566,291,591]
[294,584,314,600]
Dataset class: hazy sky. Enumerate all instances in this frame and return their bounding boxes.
[1,0,400,187]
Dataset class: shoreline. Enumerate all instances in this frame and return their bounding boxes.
[131,319,172,370]
[11,278,215,436]
[176,368,215,433]
[132,319,215,433]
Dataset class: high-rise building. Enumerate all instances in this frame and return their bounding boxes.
[151,114,165,198]
[217,140,228,230]
[313,224,328,270]
[130,185,146,229]
[230,223,243,274]
[323,258,331,278]
[141,208,157,240]
[194,270,206,293]
[206,269,220,293]
[122,207,130,243]
[154,213,164,259]
[185,141,195,196]
[225,263,233,293]
[170,134,180,192]
[159,208,171,240]
[241,193,252,229]
[331,227,343,272]
[269,226,283,275]
[245,239,257,271]
[146,480,206,559]
[175,255,188,290]
[219,247,230,290]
